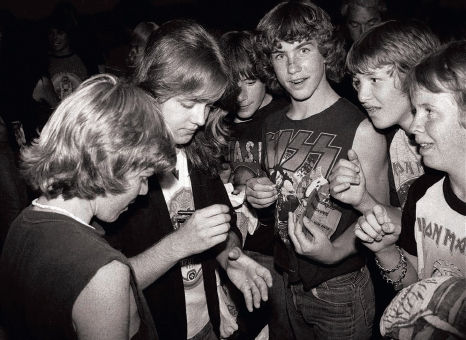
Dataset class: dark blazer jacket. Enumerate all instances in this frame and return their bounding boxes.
[104,164,240,340]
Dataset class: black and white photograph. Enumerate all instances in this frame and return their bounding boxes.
[0,0,465,339]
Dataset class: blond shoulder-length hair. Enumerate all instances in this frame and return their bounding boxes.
[22,74,176,200]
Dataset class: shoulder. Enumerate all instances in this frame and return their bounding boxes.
[262,101,290,126]
[408,171,446,203]
[353,118,387,152]
[72,260,131,337]
[332,98,366,119]
[73,260,130,313]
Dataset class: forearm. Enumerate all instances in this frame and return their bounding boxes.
[324,223,359,264]
[374,245,418,289]
[129,232,186,289]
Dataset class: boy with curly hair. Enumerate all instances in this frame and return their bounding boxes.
[246,1,389,339]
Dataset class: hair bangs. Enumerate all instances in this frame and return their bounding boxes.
[168,55,227,103]
[231,50,257,81]
[259,2,332,54]
[347,45,393,75]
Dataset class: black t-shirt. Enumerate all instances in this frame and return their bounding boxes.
[263,98,367,289]
[1,207,157,340]
[226,97,289,255]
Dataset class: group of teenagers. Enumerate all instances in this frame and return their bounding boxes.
[0,1,465,340]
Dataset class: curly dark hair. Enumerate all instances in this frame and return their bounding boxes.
[255,1,346,93]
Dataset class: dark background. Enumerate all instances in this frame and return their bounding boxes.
[1,0,465,91]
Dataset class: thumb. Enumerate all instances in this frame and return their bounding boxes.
[228,246,242,261]
[347,149,360,165]
[373,204,390,225]
[301,216,321,240]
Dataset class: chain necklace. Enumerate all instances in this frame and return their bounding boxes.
[31,199,95,230]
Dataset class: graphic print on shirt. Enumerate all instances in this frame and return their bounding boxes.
[266,129,343,244]
[167,186,203,290]
[414,178,466,279]
[390,130,424,208]
[226,139,263,186]
[51,72,82,100]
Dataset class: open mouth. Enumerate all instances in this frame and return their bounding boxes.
[419,142,434,151]
[289,78,307,86]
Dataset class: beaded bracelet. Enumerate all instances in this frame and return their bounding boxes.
[375,246,407,290]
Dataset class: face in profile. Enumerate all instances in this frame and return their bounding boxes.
[236,78,267,121]
[352,66,412,129]
[93,168,153,222]
[409,88,466,174]
[346,5,382,42]
[159,95,213,145]
[48,28,70,54]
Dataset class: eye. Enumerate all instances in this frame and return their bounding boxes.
[180,101,195,109]
[245,80,257,86]
[349,22,360,28]
[273,53,284,61]
[300,47,311,54]
[426,108,435,119]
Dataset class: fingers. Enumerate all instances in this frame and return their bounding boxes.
[328,160,361,196]
[245,177,278,208]
[241,282,253,312]
[354,222,374,243]
[359,216,382,241]
[254,274,269,302]
[246,177,277,195]
[250,281,261,309]
[373,204,389,225]
[232,184,246,195]
[329,160,359,178]
[288,212,302,253]
[372,205,398,235]
[199,204,231,217]
[257,266,273,288]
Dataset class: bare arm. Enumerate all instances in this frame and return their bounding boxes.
[130,204,231,289]
[329,119,401,223]
[72,260,132,340]
[315,119,392,263]
[351,118,390,208]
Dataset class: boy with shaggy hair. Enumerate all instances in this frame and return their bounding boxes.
[355,39,466,339]
[219,30,287,339]
[327,20,441,337]
[246,1,389,339]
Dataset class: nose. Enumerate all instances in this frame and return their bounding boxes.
[360,24,370,35]
[408,110,425,135]
[287,55,301,75]
[357,81,372,104]
[191,103,207,127]
[237,84,248,103]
